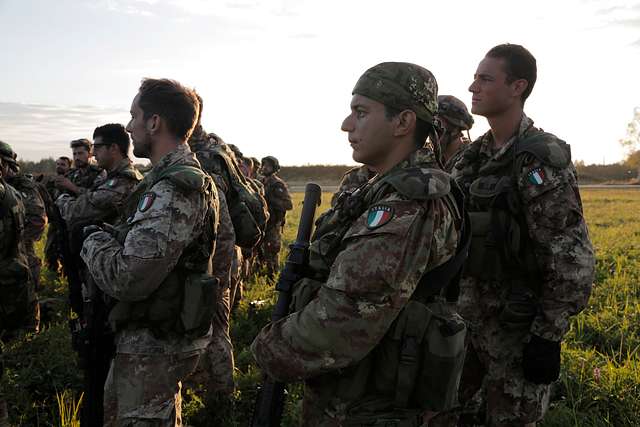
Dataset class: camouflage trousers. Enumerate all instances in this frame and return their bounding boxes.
[44,223,62,273]
[258,224,283,277]
[103,350,201,427]
[432,316,551,425]
[24,241,42,291]
[186,287,235,395]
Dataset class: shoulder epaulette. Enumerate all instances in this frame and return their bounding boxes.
[515,131,571,168]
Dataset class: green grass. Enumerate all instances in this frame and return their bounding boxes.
[2,189,640,425]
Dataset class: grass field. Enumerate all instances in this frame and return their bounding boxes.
[1,188,639,426]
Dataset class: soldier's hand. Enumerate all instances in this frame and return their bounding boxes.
[82,224,103,240]
[522,335,561,384]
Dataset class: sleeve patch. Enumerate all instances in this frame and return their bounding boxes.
[138,192,157,212]
[366,205,395,229]
[527,167,546,185]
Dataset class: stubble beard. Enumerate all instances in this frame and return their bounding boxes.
[133,131,153,159]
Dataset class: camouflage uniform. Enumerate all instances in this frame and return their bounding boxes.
[80,144,219,426]
[0,175,37,338]
[252,63,467,426]
[450,114,595,425]
[330,165,376,207]
[186,129,236,395]
[7,173,47,293]
[45,164,103,273]
[436,95,474,173]
[66,164,105,194]
[259,168,293,277]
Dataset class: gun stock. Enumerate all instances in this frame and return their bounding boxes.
[252,183,322,427]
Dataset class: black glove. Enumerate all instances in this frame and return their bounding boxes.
[82,224,103,240]
[522,335,561,384]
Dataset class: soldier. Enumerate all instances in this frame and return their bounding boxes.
[2,144,48,295]
[436,95,474,172]
[80,78,220,426]
[251,62,468,426]
[330,164,376,207]
[258,156,293,278]
[185,94,237,408]
[44,156,72,272]
[55,123,143,425]
[54,138,104,195]
[449,44,595,426]
[0,143,39,338]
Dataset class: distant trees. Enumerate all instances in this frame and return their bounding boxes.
[18,157,56,175]
[620,107,640,179]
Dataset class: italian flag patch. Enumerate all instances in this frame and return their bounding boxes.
[366,205,394,229]
[138,192,156,212]
[527,167,545,185]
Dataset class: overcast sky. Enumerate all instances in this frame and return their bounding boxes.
[1,0,639,165]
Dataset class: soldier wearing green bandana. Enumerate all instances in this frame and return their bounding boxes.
[252,62,468,426]
[446,44,595,427]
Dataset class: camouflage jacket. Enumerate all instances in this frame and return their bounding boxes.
[261,173,292,225]
[56,158,142,229]
[7,174,47,244]
[80,144,215,354]
[66,164,105,194]
[452,114,595,341]
[251,148,460,424]
[330,165,376,207]
[0,179,34,333]
[442,137,470,173]
[188,127,233,194]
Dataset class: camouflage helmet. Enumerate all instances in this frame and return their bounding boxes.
[0,141,17,166]
[261,156,280,172]
[437,95,474,131]
[352,62,439,125]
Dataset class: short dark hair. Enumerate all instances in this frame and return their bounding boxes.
[70,138,91,152]
[93,123,130,157]
[486,43,537,103]
[384,105,435,148]
[137,78,200,140]
[57,156,72,166]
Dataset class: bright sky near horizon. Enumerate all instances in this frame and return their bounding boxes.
[1,0,639,166]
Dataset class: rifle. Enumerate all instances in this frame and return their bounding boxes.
[251,183,322,427]
[51,201,114,427]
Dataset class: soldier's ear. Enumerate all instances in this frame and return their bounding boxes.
[393,110,416,138]
[146,114,161,134]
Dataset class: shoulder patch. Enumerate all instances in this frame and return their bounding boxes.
[105,178,117,188]
[366,204,394,229]
[527,167,545,185]
[138,192,156,212]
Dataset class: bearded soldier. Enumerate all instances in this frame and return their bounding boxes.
[55,138,104,195]
[80,78,219,426]
[55,123,143,426]
[436,95,474,172]
[451,44,595,426]
[252,62,468,426]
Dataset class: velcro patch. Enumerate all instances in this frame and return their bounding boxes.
[137,192,156,212]
[366,205,394,229]
[527,167,546,185]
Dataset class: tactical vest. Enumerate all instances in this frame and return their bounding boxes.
[296,162,470,421]
[108,164,219,339]
[195,144,269,248]
[0,182,33,332]
[459,131,571,320]
[68,164,103,190]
